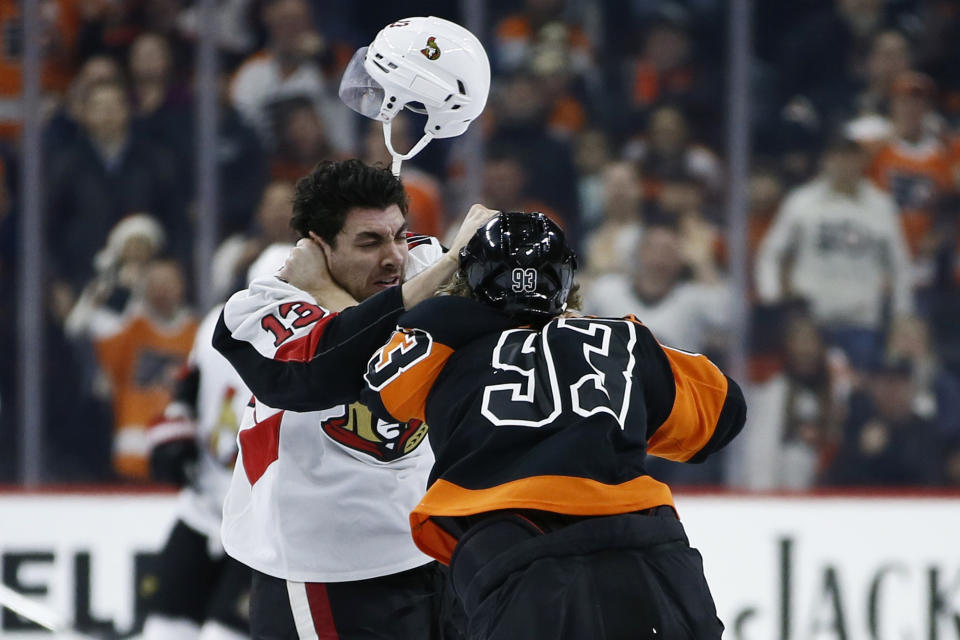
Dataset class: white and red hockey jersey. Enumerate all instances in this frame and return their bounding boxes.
[213,235,442,582]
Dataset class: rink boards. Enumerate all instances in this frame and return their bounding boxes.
[0,491,958,639]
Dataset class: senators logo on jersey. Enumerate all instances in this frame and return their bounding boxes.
[208,386,241,467]
[320,401,428,462]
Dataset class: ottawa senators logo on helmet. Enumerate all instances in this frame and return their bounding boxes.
[420,36,441,60]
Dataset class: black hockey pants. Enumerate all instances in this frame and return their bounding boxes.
[448,508,724,640]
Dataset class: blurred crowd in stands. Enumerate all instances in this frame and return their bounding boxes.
[1,0,960,490]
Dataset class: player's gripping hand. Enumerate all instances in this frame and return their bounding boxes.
[445,204,500,265]
[278,236,357,310]
[398,204,498,309]
[278,237,329,291]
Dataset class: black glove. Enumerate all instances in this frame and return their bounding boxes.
[149,438,199,487]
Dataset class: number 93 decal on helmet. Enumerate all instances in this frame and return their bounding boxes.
[338,16,491,176]
[459,212,579,323]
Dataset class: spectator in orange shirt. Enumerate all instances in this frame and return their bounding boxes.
[627,14,694,110]
[492,0,592,77]
[0,0,80,142]
[615,7,721,141]
[869,71,954,285]
[94,258,197,480]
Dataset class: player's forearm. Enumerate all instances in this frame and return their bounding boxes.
[213,282,406,410]
[401,252,459,309]
[399,204,497,309]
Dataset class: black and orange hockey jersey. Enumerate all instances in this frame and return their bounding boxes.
[869,136,954,257]
[360,296,747,564]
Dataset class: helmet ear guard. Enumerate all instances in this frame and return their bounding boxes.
[459,212,578,323]
[339,16,491,176]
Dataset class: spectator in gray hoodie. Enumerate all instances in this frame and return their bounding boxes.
[755,135,913,369]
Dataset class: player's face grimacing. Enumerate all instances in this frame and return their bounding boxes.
[326,205,409,301]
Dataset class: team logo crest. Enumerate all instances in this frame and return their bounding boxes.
[320,402,428,461]
[420,36,441,60]
[208,386,240,468]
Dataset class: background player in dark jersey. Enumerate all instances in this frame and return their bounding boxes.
[360,212,747,639]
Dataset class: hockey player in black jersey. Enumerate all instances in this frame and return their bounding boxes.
[361,212,746,639]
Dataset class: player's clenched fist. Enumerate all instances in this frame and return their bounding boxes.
[446,204,500,263]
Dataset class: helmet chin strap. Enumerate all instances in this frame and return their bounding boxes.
[382,121,434,176]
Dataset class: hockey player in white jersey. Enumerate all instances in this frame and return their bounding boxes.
[141,244,291,640]
[214,162,494,639]
[212,17,491,639]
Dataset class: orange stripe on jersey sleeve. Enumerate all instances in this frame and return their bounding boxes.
[410,475,675,564]
[378,342,454,423]
[647,347,729,462]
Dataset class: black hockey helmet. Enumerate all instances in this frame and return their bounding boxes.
[459,212,578,322]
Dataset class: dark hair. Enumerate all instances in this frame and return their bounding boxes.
[290,159,409,245]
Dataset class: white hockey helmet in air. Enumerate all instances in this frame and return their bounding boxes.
[339,16,490,175]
